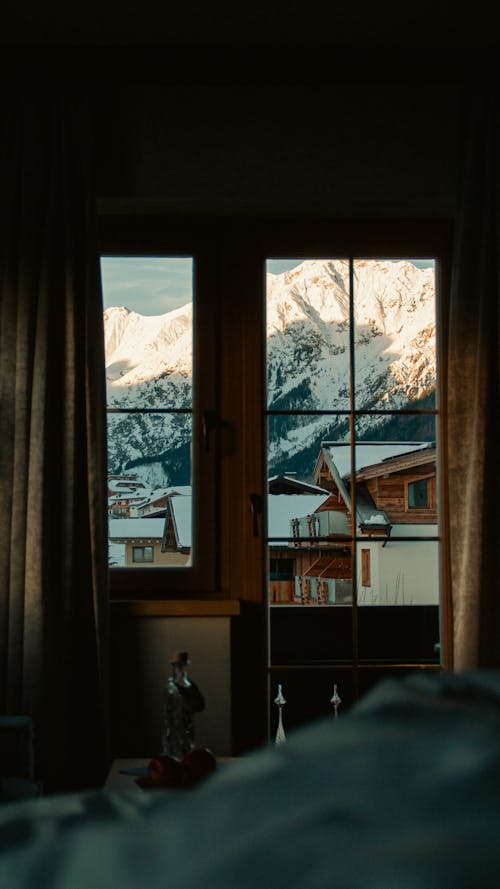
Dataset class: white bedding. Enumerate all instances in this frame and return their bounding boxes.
[2,671,500,888]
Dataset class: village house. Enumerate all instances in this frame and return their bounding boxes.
[268,441,438,606]
[108,486,193,567]
[132,486,192,519]
[108,516,187,567]
[108,446,438,602]
[107,475,150,519]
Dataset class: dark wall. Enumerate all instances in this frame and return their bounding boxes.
[95,81,461,218]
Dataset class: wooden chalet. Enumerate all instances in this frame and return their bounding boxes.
[124,455,439,604]
[271,442,439,607]
[313,442,437,532]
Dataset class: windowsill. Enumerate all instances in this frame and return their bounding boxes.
[110,599,241,617]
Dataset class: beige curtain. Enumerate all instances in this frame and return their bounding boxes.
[448,91,500,669]
[0,95,109,791]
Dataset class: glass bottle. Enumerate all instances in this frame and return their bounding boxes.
[161,652,205,760]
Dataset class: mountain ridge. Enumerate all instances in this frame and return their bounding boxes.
[105,259,436,484]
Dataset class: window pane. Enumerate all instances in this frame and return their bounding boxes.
[265,250,441,721]
[266,259,350,412]
[408,479,429,508]
[102,257,193,410]
[101,256,193,570]
[354,414,438,537]
[132,546,154,563]
[270,600,354,665]
[352,417,440,663]
[268,544,353,608]
[267,413,349,479]
[107,413,192,489]
[353,259,437,411]
[107,414,192,568]
[357,550,440,663]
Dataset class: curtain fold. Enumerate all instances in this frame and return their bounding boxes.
[448,89,500,669]
[0,94,109,791]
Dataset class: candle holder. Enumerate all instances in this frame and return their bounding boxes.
[330,684,341,719]
[274,684,287,745]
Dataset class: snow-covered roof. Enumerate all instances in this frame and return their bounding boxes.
[267,494,330,538]
[159,492,330,550]
[268,475,329,495]
[323,442,432,480]
[168,486,192,497]
[169,496,192,550]
[139,485,192,506]
[109,518,166,540]
[138,488,168,503]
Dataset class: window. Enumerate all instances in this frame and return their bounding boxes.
[408,479,428,508]
[99,217,451,745]
[98,220,219,598]
[264,235,449,733]
[406,476,436,510]
[132,546,154,563]
[102,255,194,572]
[269,558,295,580]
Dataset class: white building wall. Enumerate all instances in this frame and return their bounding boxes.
[356,524,439,606]
[317,510,350,537]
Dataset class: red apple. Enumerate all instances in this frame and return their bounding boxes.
[182,748,217,785]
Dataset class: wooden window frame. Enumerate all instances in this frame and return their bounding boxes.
[98,215,453,672]
[257,218,453,678]
[99,217,220,600]
[404,474,437,512]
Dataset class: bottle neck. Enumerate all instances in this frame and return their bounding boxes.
[171,664,190,686]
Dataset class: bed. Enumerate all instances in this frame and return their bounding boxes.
[2,670,500,888]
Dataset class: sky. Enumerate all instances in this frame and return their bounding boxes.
[100,257,193,316]
[100,256,435,316]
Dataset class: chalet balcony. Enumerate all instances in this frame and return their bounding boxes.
[292,510,350,544]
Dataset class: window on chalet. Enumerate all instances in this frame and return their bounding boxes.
[132,546,154,563]
[408,479,428,508]
[270,558,295,580]
[407,476,435,510]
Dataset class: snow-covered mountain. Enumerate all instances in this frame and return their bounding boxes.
[105,259,436,484]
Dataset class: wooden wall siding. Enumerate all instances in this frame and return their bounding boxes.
[315,457,338,492]
[270,581,294,603]
[316,491,347,512]
[270,548,352,579]
[366,466,437,524]
[319,556,352,579]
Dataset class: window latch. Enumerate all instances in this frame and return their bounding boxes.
[202,410,217,453]
[250,493,263,537]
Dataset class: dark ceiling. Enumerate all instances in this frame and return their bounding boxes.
[1,1,498,86]
[1,1,497,50]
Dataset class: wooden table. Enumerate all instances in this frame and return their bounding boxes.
[104,758,150,791]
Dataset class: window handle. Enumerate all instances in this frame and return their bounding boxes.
[202,410,217,453]
[250,493,263,537]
